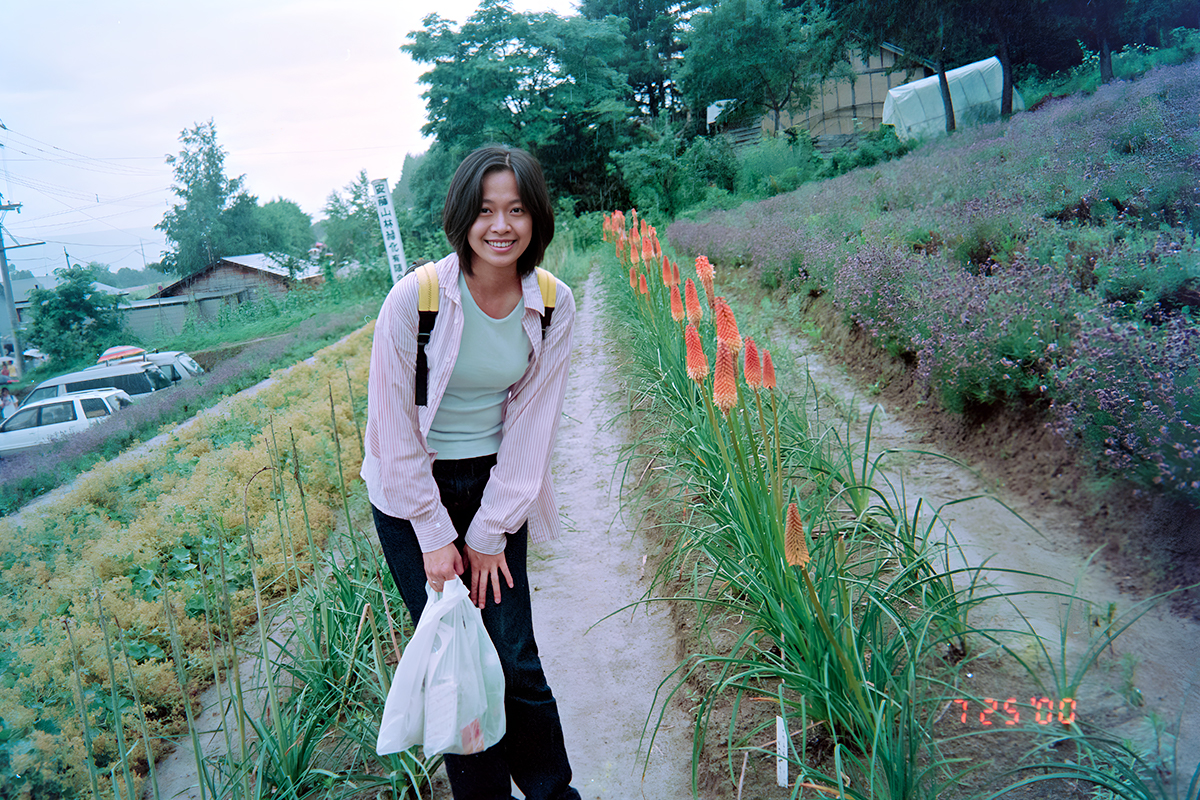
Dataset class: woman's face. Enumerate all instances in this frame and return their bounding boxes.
[467,169,532,276]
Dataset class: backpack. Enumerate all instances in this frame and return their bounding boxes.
[414,263,557,406]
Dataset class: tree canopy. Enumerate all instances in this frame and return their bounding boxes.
[157,121,315,276]
[403,0,635,211]
[322,171,382,264]
[24,265,125,363]
[681,0,843,134]
[156,120,247,276]
[579,0,694,119]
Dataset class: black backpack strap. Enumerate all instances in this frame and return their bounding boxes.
[415,264,439,406]
[536,267,556,339]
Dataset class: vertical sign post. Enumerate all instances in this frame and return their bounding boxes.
[371,178,408,284]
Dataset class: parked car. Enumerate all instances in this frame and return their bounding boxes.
[93,350,205,383]
[0,389,132,457]
[20,361,172,407]
[134,351,205,383]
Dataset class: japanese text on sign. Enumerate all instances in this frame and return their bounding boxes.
[371,178,408,284]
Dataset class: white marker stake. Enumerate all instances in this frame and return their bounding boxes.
[776,715,788,787]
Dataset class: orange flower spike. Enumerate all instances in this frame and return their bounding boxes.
[669,283,684,322]
[629,266,637,289]
[784,502,811,567]
[684,278,703,324]
[744,337,762,389]
[638,273,649,295]
[672,261,681,287]
[629,237,640,266]
[661,255,672,287]
[684,324,708,383]
[714,297,743,353]
[643,235,654,268]
[713,341,738,412]
[761,349,777,390]
[696,255,715,308]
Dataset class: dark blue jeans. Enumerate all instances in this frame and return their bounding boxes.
[372,454,580,800]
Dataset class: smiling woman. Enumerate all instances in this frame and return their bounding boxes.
[363,143,583,800]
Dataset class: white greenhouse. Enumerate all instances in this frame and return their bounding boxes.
[882,57,1025,139]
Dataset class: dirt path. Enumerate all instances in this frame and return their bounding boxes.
[529,269,695,799]
[766,314,1200,789]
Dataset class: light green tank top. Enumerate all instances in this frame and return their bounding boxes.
[426,272,532,460]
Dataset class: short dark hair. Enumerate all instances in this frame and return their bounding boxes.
[443,145,554,278]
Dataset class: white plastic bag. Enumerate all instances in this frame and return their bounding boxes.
[376,576,506,757]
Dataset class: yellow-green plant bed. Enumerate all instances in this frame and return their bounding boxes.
[0,322,375,799]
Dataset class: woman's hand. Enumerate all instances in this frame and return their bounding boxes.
[465,545,514,609]
[422,543,464,593]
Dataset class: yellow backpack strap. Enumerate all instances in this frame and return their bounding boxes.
[415,263,439,405]
[535,267,556,338]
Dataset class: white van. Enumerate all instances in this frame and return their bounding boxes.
[89,351,205,384]
[21,361,172,407]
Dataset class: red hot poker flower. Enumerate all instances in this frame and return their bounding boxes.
[661,255,672,287]
[696,256,715,308]
[713,341,738,412]
[669,283,684,322]
[684,324,708,383]
[638,273,649,295]
[761,349,776,390]
[714,297,743,353]
[684,278,703,324]
[744,337,762,389]
[784,503,810,567]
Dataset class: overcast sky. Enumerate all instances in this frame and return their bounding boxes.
[0,0,576,277]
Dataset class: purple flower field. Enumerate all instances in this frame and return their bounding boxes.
[668,61,1200,498]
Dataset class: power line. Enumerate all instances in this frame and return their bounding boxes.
[0,127,164,177]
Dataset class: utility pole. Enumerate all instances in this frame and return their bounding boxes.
[0,200,44,379]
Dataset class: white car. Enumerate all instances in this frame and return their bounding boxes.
[0,388,132,457]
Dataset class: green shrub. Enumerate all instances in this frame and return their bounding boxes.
[737,135,822,197]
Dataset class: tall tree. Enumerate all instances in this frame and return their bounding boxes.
[579,0,693,119]
[403,0,634,211]
[976,0,1048,115]
[681,0,842,134]
[257,199,316,257]
[322,171,382,264]
[25,265,125,363]
[156,120,248,276]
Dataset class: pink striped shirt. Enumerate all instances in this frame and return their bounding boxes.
[361,252,575,555]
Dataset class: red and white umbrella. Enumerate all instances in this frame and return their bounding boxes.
[97,345,146,363]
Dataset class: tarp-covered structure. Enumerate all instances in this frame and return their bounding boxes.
[882,57,1024,139]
